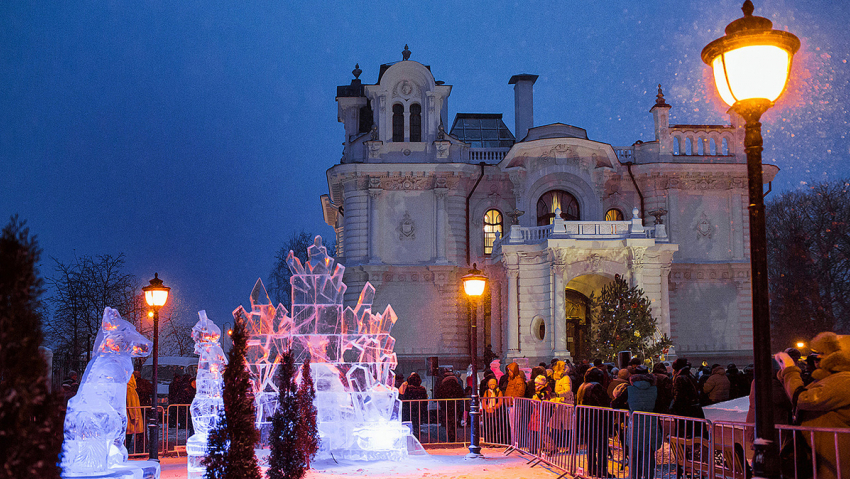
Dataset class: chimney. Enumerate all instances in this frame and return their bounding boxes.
[509,74,538,142]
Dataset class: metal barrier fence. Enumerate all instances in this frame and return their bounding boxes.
[124,399,849,479]
[125,406,166,457]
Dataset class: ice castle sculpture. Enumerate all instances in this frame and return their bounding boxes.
[234,236,421,461]
[62,307,152,476]
[187,311,227,478]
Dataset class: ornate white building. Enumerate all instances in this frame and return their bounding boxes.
[321,50,776,374]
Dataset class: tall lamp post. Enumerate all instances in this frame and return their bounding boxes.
[701,2,799,478]
[142,273,170,461]
[462,264,487,458]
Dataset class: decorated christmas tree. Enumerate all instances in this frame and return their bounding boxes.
[202,412,228,479]
[222,310,261,479]
[589,274,671,362]
[296,358,318,469]
[267,350,301,479]
[0,216,63,479]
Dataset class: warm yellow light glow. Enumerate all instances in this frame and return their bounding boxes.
[148,311,154,318]
[711,44,791,106]
[145,289,169,307]
[796,341,805,349]
[463,278,486,297]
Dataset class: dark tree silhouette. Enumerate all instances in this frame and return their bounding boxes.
[267,350,301,479]
[222,309,261,479]
[0,215,63,479]
[296,358,319,469]
[202,412,228,479]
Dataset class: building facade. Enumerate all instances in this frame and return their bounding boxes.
[321,54,777,375]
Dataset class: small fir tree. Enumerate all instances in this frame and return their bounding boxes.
[0,216,63,479]
[222,310,261,479]
[296,358,319,469]
[589,274,672,362]
[267,350,301,479]
[202,412,228,479]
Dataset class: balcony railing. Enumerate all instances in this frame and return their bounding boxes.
[468,147,511,163]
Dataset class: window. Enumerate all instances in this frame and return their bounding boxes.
[483,209,503,255]
[685,137,693,155]
[531,316,546,342]
[673,137,681,155]
[605,208,624,221]
[722,138,730,155]
[392,104,404,142]
[409,103,421,142]
[358,100,373,133]
[536,190,580,226]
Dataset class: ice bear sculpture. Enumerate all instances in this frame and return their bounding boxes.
[186,310,227,478]
[61,307,152,476]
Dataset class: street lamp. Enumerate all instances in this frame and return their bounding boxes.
[142,273,170,461]
[462,263,487,458]
[701,2,799,478]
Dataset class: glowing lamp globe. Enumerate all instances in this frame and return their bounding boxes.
[462,264,487,298]
[143,273,170,308]
[701,0,800,107]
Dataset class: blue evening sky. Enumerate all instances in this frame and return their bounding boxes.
[2,1,848,332]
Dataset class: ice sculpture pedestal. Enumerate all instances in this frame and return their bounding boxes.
[61,461,160,479]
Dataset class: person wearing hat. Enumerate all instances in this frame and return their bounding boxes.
[626,366,662,479]
[577,367,611,478]
[776,332,850,479]
[527,374,552,455]
[669,358,705,437]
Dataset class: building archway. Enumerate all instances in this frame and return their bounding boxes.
[563,273,615,362]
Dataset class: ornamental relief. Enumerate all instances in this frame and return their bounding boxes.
[393,79,418,99]
[397,212,416,240]
[696,212,713,239]
[661,174,746,191]
[670,266,749,284]
[351,174,461,191]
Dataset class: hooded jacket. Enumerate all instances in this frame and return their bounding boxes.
[778,332,850,479]
[126,374,144,435]
[503,362,527,399]
[702,365,731,404]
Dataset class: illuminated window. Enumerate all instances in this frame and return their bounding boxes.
[392,104,404,142]
[536,190,580,226]
[483,209,503,255]
[605,208,624,221]
[409,103,421,142]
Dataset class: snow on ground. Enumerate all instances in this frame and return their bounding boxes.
[157,447,561,479]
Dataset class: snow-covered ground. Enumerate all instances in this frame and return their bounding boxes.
[157,447,561,479]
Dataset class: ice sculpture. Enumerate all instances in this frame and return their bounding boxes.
[187,311,227,478]
[61,307,152,476]
[235,236,420,461]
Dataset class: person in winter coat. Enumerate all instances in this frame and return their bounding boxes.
[525,366,547,398]
[776,332,850,479]
[482,378,508,444]
[401,372,428,439]
[577,367,611,478]
[625,367,662,479]
[550,360,574,452]
[502,362,527,447]
[652,362,673,414]
[528,375,552,454]
[436,374,466,442]
[552,361,575,405]
[669,358,706,438]
[126,372,144,452]
[608,368,631,401]
[702,364,731,405]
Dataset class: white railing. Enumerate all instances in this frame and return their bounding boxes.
[468,147,511,163]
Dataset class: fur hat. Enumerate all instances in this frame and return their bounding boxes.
[617,369,631,380]
[534,375,548,388]
[810,332,841,356]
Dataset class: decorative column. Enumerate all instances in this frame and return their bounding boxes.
[660,264,672,338]
[506,268,520,355]
[434,187,448,264]
[552,262,568,356]
[368,185,382,264]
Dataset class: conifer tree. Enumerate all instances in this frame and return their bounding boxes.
[0,216,64,479]
[222,310,261,479]
[202,412,228,479]
[267,349,300,479]
[296,358,318,469]
[589,274,672,362]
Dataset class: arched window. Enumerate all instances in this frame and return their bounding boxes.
[483,209,503,256]
[673,137,681,155]
[409,103,421,142]
[697,137,704,155]
[359,100,373,133]
[722,138,730,155]
[536,190,580,226]
[392,104,404,142]
[685,137,693,155]
[605,208,624,221]
[710,138,717,155]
